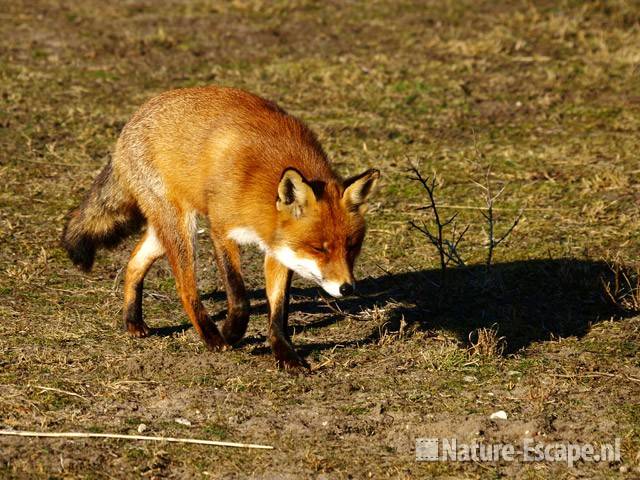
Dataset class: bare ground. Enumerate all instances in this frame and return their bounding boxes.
[1,0,639,478]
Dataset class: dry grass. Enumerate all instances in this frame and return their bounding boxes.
[1,0,640,478]
[602,256,640,312]
[468,325,506,358]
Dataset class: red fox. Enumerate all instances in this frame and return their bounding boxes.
[62,86,379,370]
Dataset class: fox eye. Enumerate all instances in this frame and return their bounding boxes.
[311,245,328,254]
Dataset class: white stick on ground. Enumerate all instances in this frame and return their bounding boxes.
[0,429,273,450]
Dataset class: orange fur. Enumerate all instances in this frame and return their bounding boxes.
[63,86,380,370]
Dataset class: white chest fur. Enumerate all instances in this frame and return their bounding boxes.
[227,227,268,251]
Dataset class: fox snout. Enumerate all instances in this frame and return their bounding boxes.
[339,282,353,296]
[272,246,356,298]
[320,279,355,298]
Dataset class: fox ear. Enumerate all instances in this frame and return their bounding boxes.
[277,168,316,218]
[342,168,380,214]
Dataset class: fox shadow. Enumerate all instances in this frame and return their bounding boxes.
[334,258,635,354]
[162,258,633,356]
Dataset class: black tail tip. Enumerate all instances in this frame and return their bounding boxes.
[61,233,96,272]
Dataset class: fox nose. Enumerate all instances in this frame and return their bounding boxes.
[339,283,354,296]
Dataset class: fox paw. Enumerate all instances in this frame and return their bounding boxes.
[125,320,151,338]
[200,322,229,351]
[274,349,310,372]
[221,319,248,346]
[203,333,228,351]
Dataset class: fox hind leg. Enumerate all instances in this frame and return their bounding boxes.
[154,209,227,351]
[123,225,165,337]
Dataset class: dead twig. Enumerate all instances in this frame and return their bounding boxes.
[0,429,273,450]
[549,373,640,383]
[34,386,90,401]
[318,292,348,317]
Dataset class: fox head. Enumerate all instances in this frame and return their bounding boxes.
[273,167,380,297]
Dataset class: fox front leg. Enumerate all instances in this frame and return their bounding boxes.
[264,253,309,371]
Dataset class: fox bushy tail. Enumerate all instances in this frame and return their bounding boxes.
[61,161,145,271]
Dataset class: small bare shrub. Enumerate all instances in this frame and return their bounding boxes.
[408,163,469,283]
[408,160,522,280]
[473,166,523,269]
